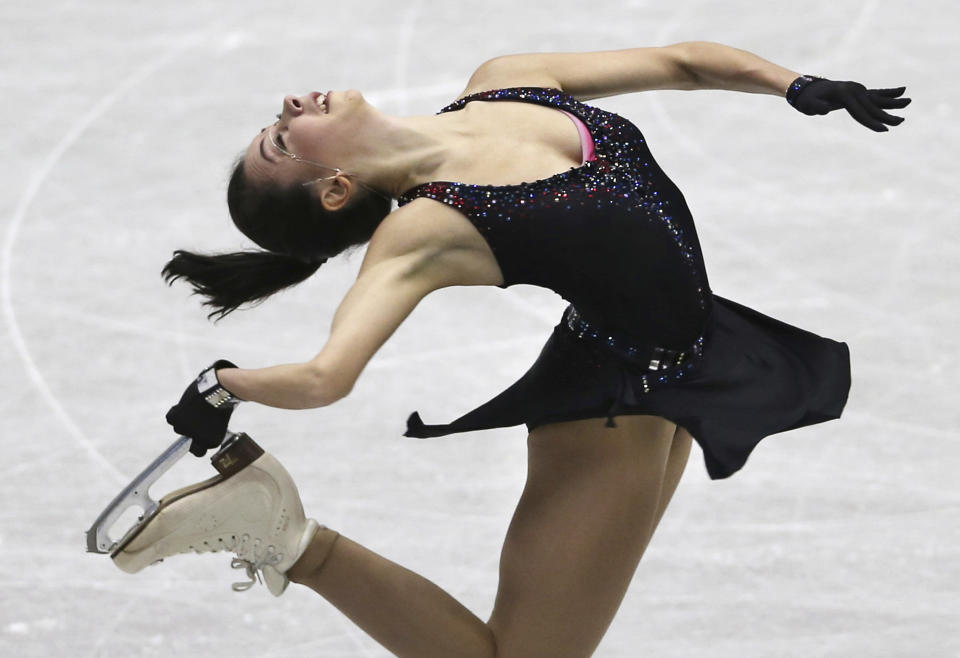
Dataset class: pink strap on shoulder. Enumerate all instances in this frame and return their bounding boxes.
[559,110,597,164]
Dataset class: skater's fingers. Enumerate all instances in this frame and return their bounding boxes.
[868,86,907,98]
[869,95,908,125]
[845,94,890,131]
[871,95,911,109]
[852,88,908,129]
[864,97,905,127]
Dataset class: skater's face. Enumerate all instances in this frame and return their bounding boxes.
[242,89,370,193]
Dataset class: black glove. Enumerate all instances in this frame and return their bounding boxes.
[166,359,243,457]
[786,74,911,132]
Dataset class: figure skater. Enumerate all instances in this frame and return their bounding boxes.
[111,42,909,657]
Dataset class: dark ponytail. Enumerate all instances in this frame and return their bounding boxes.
[161,250,323,321]
[162,157,391,321]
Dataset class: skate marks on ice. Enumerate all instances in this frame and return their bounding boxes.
[2,0,959,657]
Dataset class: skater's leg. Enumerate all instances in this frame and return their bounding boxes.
[289,414,681,658]
[650,424,693,532]
[487,414,679,658]
[289,527,496,658]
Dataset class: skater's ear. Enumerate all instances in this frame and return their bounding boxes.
[228,157,390,263]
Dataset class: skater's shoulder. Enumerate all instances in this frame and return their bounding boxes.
[362,200,505,288]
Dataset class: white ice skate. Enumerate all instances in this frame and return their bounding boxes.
[86,432,318,596]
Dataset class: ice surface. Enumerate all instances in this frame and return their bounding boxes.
[1,1,957,656]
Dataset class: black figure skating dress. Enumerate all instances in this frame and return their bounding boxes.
[397,88,850,479]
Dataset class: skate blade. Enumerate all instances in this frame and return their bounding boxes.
[85,433,263,556]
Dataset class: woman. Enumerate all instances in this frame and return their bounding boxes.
[117,42,909,657]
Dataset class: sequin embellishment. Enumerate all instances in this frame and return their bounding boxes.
[786,74,824,107]
[398,87,711,311]
[563,305,703,370]
[561,303,704,397]
[398,87,712,410]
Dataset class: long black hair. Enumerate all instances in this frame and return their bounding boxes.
[162,158,391,321]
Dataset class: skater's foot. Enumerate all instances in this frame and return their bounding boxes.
[112,434,319,596]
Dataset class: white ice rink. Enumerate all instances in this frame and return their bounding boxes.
[2,0,957,656]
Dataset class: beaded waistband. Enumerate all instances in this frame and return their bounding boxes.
[561,304,705,373]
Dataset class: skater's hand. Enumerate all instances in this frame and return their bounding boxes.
[786,75,911,132]
[166,359,243,457]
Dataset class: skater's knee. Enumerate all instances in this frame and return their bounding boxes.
[484,626,499,658]
[488,623,597,658]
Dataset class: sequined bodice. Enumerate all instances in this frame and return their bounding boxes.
[398,87,712,348]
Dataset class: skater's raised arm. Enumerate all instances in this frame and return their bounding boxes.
[469,42,910,131]
[462,43,696,100]
[666,41,801,96]
[673,42,910,131]
[462,41,796,100]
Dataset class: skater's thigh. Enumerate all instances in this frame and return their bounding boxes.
[487,415,677,658]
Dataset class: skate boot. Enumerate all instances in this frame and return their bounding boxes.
[110,433,318,596]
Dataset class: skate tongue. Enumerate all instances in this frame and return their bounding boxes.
[211,433,264,477]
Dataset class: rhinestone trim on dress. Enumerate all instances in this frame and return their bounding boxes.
[398,87,710,312]
[561,304,704,394]
[398,87,712,405]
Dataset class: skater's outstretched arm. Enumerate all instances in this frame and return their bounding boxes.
[461,41,797,100]
[460,43,697,100]
[465,42,910,131]
[678,42,910,131]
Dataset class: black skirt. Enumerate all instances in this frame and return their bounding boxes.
[405,294,851,480]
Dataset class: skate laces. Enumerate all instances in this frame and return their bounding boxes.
[187,532,284,592]
[229,537,283,592]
